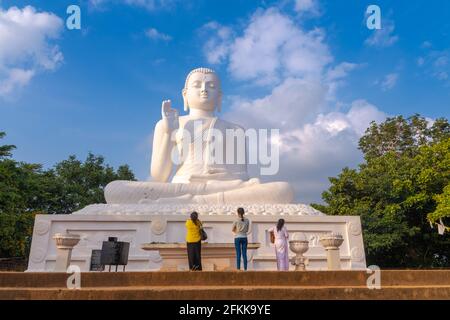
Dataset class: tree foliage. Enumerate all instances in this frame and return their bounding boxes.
[0,131,135,258]
[359,114,449,160]
[428,184,450,223]
[313,116,450,268]
[46,153,135,214]
[0,131,16,159]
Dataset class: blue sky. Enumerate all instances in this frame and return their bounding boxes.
[1,0,449,203]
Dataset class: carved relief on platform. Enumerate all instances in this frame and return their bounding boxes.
[198,205,212,215]
[249,205,265,215]
[72,203,325,216]
[350,246,364,262]
[268,206,283,215]
[35,220,51,235]
[285,232,332,248]
[285,205,299,215]
[151,218,167,235]
[347,221,362,236]
[307,232,329,247]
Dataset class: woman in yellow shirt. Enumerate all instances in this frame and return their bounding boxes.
[185,211,202,271]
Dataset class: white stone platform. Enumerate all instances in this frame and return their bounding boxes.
[27,204,366,271]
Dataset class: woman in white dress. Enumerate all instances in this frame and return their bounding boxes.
[269,219,289,271]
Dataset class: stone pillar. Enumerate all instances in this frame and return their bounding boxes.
[53,233,81,272]
[319,233,344,270]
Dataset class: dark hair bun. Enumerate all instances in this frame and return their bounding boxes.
[190,211,198,221]
[237,207,245,221]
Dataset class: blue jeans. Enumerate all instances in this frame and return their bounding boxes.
[234,237,248,270]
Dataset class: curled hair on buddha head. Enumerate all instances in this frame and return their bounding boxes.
[183,67,222,113]
[237,207,245,222]
[190,211,199,223]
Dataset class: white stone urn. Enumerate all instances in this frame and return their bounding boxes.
[53,233,81,249]
[319,232,344,270]
[52,233,81,272]
[289,233,309,271]
[319,232,344,250]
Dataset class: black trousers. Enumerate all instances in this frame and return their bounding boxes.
[187,241,202,271]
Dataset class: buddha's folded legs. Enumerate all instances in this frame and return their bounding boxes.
[104,179,260,204]
[142,182,294,205]
[185,182,295,205]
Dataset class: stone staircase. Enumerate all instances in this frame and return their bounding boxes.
[1,270,450,300]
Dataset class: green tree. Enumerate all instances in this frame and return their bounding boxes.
[0,132,44,257]
[0,132,135,258]
[313,115,450,268]
[0,132,16,159]
[47,153,135,214]
[428,179,450,223]
[359,114,449,160]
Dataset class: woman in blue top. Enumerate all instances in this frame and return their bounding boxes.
[232,207,251,270]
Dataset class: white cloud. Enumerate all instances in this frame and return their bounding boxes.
[417,57,425,66]
[206,7,387,203]
[202,22,233,64]
[272,101,386,203]
[345,100,387,136]
[204,8,332,85]
[326,62,359,81]
[380,73,399,91]
[435,71,449,81]
[417,48,450,84]
[294,0,320,16]
[89,0,175,11]
[0,68,34,96]
[223,78,386,203]
[325,62,360,97]
[421,41,432,49]
[434,55,449,67]
[365,19,398,48]
[0,6,63,98]
[224,77,328,130]
[145,28,172,41]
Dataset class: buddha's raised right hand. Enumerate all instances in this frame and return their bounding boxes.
[161,99,179,132]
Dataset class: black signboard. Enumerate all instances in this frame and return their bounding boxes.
[90,249,105,271]
[100,237,130,271]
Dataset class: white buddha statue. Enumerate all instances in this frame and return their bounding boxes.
[105,67,294,204]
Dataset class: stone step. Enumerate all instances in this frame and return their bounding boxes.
[1,270,450,288]
[1,285,450,300]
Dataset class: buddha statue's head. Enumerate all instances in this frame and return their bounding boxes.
[182,67,222,113]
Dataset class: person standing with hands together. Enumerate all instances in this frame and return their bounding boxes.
[269,219,289,271]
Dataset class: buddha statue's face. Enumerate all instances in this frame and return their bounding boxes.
[183,71,221,112]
